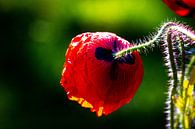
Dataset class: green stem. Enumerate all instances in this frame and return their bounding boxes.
[180,41,185,97]
[114,22,195,129]
[114,22,195,58]
[167,34,178,129]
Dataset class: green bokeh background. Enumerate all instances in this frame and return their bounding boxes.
[0,0,194,129]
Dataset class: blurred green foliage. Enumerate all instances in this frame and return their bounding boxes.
[0,0,194,129]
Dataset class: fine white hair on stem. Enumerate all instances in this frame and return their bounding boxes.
[114,21,195,129]
[114,21,195,58]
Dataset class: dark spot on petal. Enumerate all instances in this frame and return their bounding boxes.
[95,47,114,62]
[176,0,190,8]
[113,39,117,51]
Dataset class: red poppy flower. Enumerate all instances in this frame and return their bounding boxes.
[163,0,195,17]
[60,32,143,117]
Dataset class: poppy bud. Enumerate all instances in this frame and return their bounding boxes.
[60,32,144,116]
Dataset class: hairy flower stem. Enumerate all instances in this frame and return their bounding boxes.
[180,40,185,97]
[114,22,195,129]
[167,34,178,129]
[114,22,195,57]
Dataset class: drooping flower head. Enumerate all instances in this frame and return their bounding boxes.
[163,0,195,17]
[60,32,143,116]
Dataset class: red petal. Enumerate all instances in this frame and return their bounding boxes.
[163,0,195,17]
[60,32,143,116]
[183,0,195,7]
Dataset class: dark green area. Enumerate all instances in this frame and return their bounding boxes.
[0,0,194,129]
